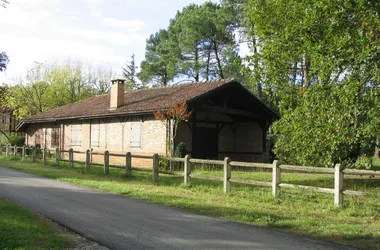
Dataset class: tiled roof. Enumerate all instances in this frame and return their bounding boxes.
[21,79,237,123]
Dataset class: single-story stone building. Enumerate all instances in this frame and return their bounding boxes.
[17,79,278,165]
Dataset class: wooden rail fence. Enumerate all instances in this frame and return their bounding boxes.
[1,144,379,207]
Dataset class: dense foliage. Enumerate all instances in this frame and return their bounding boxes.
[122,54,139,90]
[237,0,380,167]
[139,2,244,85]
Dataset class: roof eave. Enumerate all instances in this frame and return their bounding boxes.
[18,109,165,127]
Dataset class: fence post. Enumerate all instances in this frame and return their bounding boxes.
[125,152,132,177]
[22,146,26,161]
[13,146,17,159]
[0,143,2,155]
[42,148,46,165]
[272,160,280,197]
[223,157,231,193]
[6,144,9,157]
[334,164,343,207]
[55,148,60,167]
[104,150,109,174]
[85,149,91,170]
[153,153,159,184]
[32,147,36,162]
[69,148,73,167]
[184,155,191,185]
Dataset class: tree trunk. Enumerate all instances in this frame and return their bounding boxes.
[194,46,199,82]
[303,54,310,87]
[169,119,175,171]
[206,45,212,81]
[213,41,224,79]
[252,36,262,98]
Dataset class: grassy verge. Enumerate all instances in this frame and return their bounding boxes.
[0,197,73,250]
[1,157,379,249]
[373,157,380,169]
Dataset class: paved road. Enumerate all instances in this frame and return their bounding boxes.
[0,167,359,250]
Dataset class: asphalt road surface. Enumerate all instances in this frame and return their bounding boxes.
[0,167,359,250]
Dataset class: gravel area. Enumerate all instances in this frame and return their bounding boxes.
[48,218,110,250]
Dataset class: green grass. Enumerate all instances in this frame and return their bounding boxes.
[373,157,380,170]
[1,157,379,249]
[0,197,73,250]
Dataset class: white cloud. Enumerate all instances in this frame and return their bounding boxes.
[55,26,147,46]
[0,4,52,28]
[0,33,127,84]
[68,15,78,21]
[103,17,145,32]
[85,0,104,5]
[90,9,102,17]
[12,0,58,5]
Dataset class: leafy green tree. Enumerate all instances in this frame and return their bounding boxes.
[86,64,116,95]
[138,29,178,87]
[3,61,117,119]
[122,54,138,90]
[273,83,379,167]
[169,2,238,81]
[139,2,239,84]
[243,0,380,166]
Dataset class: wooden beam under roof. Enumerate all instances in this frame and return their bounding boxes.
[192,105,260,119]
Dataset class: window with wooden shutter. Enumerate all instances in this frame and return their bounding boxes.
[130,123,141,148]
[71,125,82,147]
[51,128,59,148]
[91,123,100,148]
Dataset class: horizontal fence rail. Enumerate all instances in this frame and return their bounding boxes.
[230,161,272,169]
[280,165,335,173]
[1,144,379,207]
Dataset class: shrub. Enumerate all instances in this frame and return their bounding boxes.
[6,135,25,146]
[174,142,187,158]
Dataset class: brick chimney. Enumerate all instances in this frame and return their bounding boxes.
[109,79,125,110]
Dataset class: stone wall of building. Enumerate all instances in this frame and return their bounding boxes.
[25,115,166,167]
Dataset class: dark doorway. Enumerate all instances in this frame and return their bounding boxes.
[192,127,218,159]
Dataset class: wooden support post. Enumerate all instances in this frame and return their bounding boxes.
[104,150,109,174]
[125,152,132,177]
[272,160,280,197]
[184,155,191,185]
[32,147,36,162]
[42,148,46,165]
[69,148,73,168]
[13,146,17,159]
[85,149,91,170]
[223,157,231,193]
[169,119,174,171]
[152,153,159,184]
[6,144,9,157]
[55,148,60,167]
[334,164,343,207]
[22,146,26,161]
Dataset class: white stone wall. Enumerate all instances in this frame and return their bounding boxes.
[24,115,167,167]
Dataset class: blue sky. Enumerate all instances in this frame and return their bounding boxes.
[0,0,217,83]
